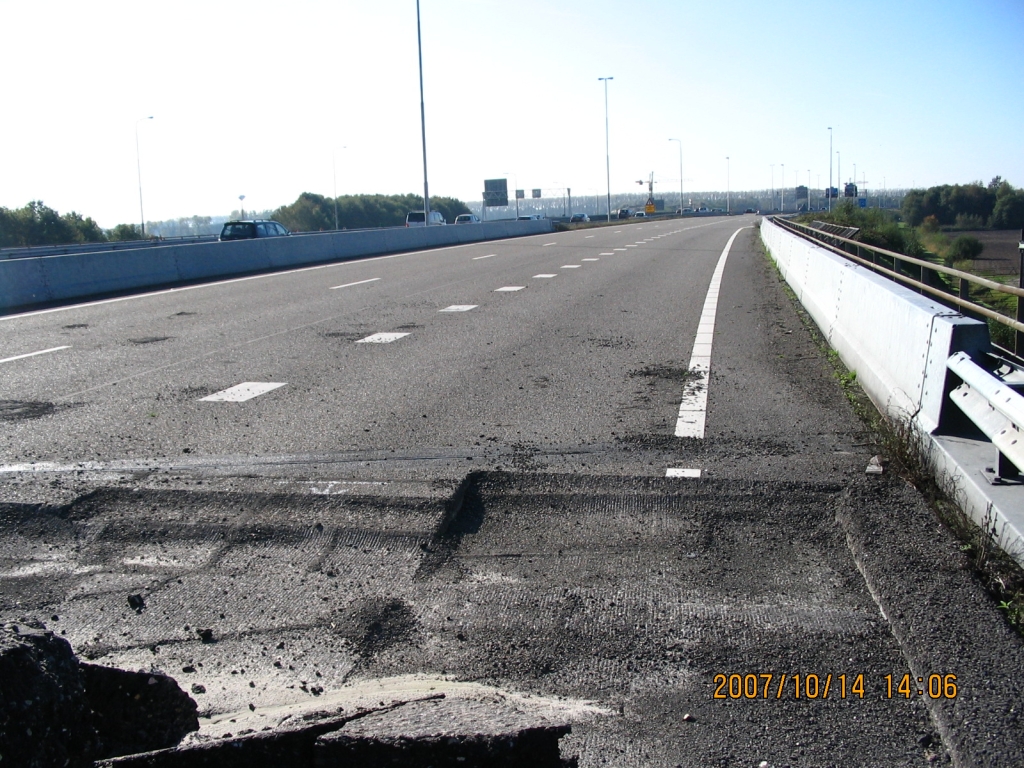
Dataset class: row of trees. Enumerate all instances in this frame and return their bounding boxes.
[901,177,1024,229]
[0,192,473,248]
[271,192,470,232]
[0,201,107,248]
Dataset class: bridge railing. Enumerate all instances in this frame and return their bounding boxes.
[771,216,1024,356]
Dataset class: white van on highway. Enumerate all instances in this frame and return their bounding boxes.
[406,211,446,226]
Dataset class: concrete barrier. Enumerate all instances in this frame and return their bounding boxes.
[760,217,989,433]
[0,220,552,314]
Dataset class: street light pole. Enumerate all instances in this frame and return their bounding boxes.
[828,126,833,212]
[726,156,730,214]
[669,138,683,214]
[135,116,153,237]
[332,146,346,230]
[599,76,614,222]
[415,0,431,223]
[807,170,811,211]
[781,163,785,212]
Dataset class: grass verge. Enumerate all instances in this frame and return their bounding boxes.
[757,225,1024,636]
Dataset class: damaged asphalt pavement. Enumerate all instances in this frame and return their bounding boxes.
[2,220,1022,766]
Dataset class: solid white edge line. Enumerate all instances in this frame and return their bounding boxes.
[674,227,747,439]
[328,277,381,290]
[0,345,71,364]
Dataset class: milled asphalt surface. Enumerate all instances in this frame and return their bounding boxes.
[2,217,1022,766]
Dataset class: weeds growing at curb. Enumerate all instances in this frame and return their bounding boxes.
[759,232,1024,637]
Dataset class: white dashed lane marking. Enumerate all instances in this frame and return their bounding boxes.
[439,305,478,312]
[200,382,287,402]
[674,227,745,438]
[495,286,525,292]
[472,254,495,260]
[533,274,557,278]
[356,332,410,343]
[329,277,381,290]
[543,242,557,247]
[560,265,581,269]
[613,248,627,252]
[600,252,614,256]
[582,258,599,262]
[666,468,702,478]
[0,346,70,365]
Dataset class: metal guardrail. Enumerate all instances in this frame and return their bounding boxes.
[947,351,1024,480]
[771,218,1024,347]
[772,216,1024,478]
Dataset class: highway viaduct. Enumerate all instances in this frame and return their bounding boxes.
[1,216,1021,767]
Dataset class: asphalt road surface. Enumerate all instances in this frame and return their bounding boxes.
[2,217,1022,766]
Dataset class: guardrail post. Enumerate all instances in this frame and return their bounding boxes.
[1017,229,1024,356]
[959,276,970,303]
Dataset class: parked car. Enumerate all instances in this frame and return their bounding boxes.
[569,213,590,223]
[454,213,481,224]
[406,210,446,226]
[219,220,290,241]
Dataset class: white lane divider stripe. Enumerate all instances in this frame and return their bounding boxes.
[329,277,381,290]
[200,382,286,402]
[600,252,614,256]
[356,332,410,343]
[543,242,557,247]
[675,227,745,439]
[533,274,557,278]
[472,254,495,260]
[582,258,599,261]
[494,286,525,292]
[439,305,478,312]
[0,346,70,364]
[560,265,581,269]
[666,468,702,478]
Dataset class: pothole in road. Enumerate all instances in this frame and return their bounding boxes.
[628,363,697,383]
[0,400,58,421]
[128,336,171,345]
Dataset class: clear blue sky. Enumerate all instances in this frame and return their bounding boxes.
[2,0,1021,226]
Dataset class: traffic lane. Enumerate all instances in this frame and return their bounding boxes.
[0,224,686,401]
[0,224,735,466]
[691,227,869,481]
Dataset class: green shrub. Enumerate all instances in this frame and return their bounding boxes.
[946,235,984,264]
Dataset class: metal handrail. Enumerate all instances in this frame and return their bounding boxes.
[771,216,1024,335]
